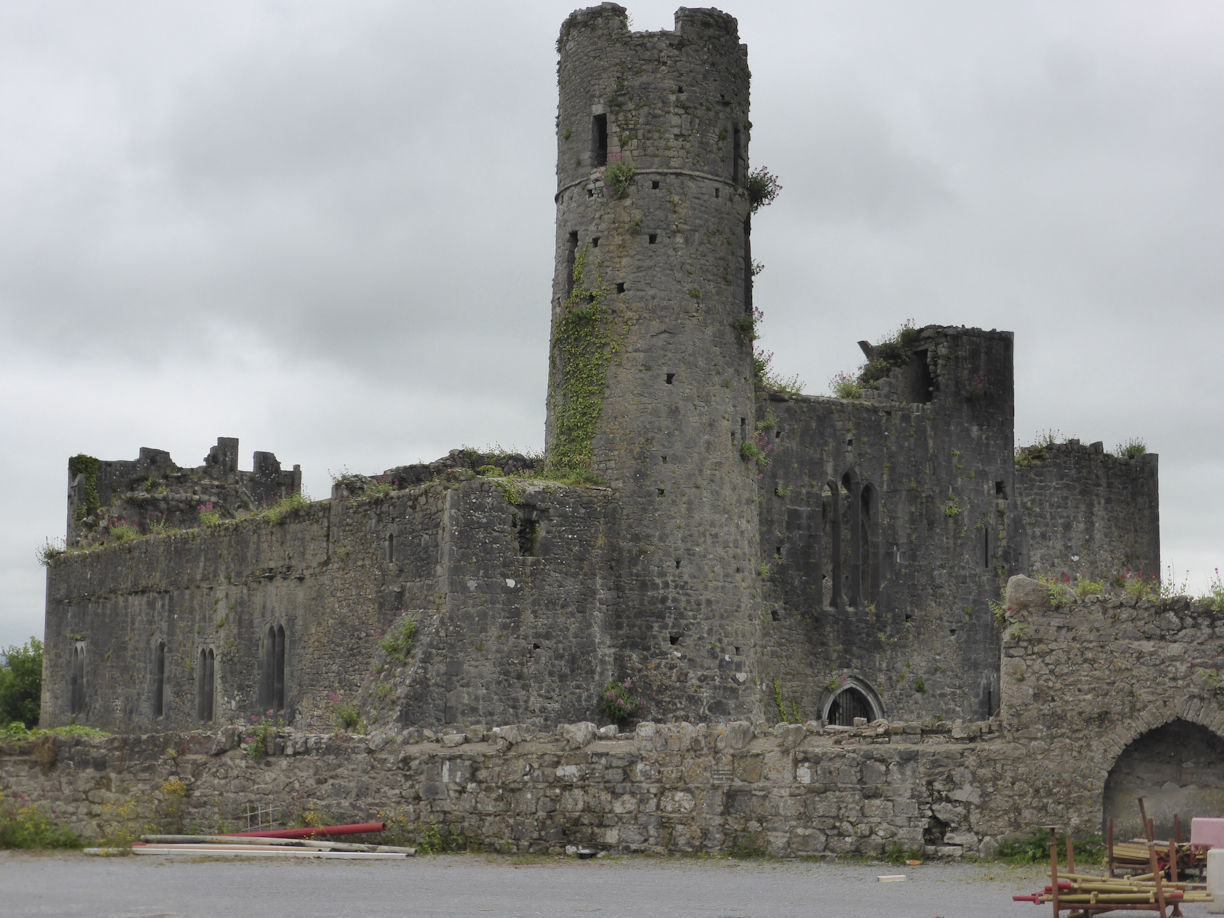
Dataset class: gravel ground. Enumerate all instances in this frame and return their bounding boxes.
[0,851,1213,918]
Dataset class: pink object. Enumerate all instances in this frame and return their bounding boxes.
[1190,817,1224,850]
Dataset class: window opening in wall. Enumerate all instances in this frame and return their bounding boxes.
[732,126,743,184]
[665,373,675,384]
[260,625,285,713]
[273,626,285,711]
[714,187,720,198]
[153,640,166,718]
[827,481,843,610]
[842,472,862,608]
[515,511,540,556]
[860,483,878,605]
[69,641,86,716]
[616,282,625,294]
[984,529,990,569]
[742,217,752,311]
[386,531,395,562]
[591,113,607,167]
[592,236,600,248]
[648,233,658,244]
[197,648,215,722]
[912,349,936,402]
[651,180,660,190]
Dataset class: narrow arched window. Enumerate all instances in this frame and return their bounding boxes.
[69,641,86,716]
[197,648,215,722]
[826,480,842,609]
[153,641,167,718]
[261,624,286,713]
[842,471,862,607]
[860,483,878,605]
[273,625,285,712]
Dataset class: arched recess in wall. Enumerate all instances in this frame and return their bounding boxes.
[859,483,879,606]
[1102,719,1224,840]
[196,647,215,722]
[260,624,286,713]
[68,640,86,716]
[822,676,884,727]
[825,469,879,609]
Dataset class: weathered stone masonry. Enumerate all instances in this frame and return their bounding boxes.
[12,579,1224,856]
[24,3,1192,858]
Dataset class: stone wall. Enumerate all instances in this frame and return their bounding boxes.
[754,327,1015,725]
[0,718,1022,858]
[19,577,1224,859]
[1000,574,1224,838]
[1013,439,1159,581]
[43,476,620,735]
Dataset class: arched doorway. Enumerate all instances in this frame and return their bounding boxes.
[822,676,884,727]
[1103,719,1224,839]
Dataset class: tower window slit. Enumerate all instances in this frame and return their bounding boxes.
[565,231,578,298]
[592,113,607,167]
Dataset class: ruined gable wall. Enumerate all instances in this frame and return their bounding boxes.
[754,328,1016,725]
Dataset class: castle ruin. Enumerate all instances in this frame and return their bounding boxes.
[24,10,1193,856]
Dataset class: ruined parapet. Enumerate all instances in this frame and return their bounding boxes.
[855,324,1015,416]
[65,436,301,546]
[1013,438,1159,581]
[548,5,763,720]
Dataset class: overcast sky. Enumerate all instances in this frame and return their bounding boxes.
[2,1,1222,650]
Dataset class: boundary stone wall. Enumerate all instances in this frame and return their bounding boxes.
[0,719,1020,858]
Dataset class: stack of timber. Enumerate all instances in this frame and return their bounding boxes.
[85,821,416,858]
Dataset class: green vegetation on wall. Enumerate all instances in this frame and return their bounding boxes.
[67,454,101,520]
[548,246,615,481]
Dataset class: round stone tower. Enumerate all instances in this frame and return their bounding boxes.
[548,4,763,720]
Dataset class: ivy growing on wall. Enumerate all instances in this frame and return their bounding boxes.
[67,454,101,520]
[548,247,616,481]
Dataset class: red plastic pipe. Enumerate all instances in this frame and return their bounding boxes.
[222,821,386,839]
